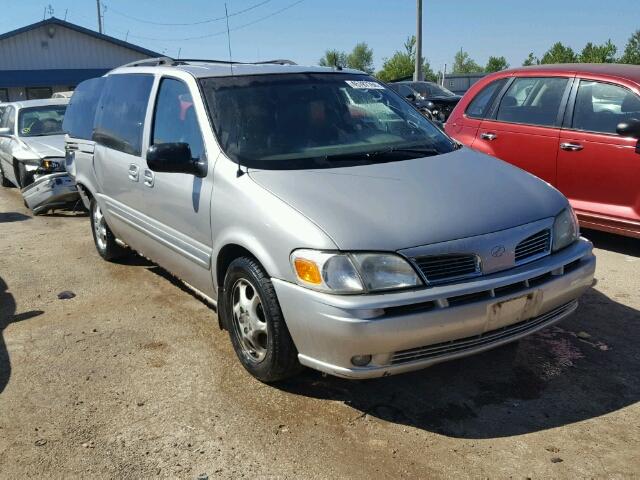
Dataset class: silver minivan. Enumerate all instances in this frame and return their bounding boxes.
[65,59,595,382]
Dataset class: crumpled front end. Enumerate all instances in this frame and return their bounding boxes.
[21,172,79,215]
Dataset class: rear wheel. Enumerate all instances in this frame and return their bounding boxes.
[90,198,127,261]
[224,256,301,383]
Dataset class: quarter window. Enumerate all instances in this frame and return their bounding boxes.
[496,77,568,127]
[63,77,106,140]
[572,80,640,135]
[151,78,204,160]
[93,74,153,156]
[465,78,507,119]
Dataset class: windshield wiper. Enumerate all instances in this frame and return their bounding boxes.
[369,146,440,157]
[322,146,440,162]
[24,133,64,137]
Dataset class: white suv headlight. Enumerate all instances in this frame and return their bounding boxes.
[552,206,579,252]
[290,249,423,294]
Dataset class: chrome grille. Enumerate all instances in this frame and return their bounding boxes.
[390,300,577,365]
[414,254,480,284]
[515,229,551,263]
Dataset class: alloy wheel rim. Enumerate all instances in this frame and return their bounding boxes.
[93,204,108,251]
[231,278,268,363]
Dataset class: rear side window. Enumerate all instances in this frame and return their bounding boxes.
[496,77,568,127]
[397,85,414,97]
[93,74,153,156]
[63,77,106,140]
[572,80,640,135]
[151,78,204,160]
[465,78,507,118]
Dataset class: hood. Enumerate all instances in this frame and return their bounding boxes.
[20,135,66,158]
[426,95,461,104]
[249,148,567,251]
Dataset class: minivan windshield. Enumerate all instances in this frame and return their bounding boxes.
[200,73,455,169]
[18,105,67,137]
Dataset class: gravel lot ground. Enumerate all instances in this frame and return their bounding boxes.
[0,185,638,479]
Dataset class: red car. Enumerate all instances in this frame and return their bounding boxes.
[445,64,640,238]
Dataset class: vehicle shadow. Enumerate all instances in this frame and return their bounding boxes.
[110,252,217,309]
[0,277,44,393]
[39,201,89,218]
[0,212,31,223]
[277,287,640,438]
[583,228,640,257]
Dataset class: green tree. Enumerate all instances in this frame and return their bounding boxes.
[522,52,539,66]
[452,50,483,74]
[579,40,617,63]
[346,42,374,74]
[540,42,577,64]
[485,56,509,72]
[376,36,435,82]
[319,49,347,68]
[620,29,640,64]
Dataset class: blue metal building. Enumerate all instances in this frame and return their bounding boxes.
[0,17,159,102]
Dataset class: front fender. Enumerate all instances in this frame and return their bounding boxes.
[210,159,337,292]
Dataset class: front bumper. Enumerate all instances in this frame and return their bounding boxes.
[273,238,595,379]
[21,172,79,214]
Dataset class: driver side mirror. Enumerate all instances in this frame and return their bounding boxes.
[616,118,640,139]
[405,93,416,102]
[146,143,206,177]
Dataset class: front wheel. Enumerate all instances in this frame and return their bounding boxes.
[90,198,127,261]
[223,256,302,383]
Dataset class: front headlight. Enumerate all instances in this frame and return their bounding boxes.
[290,250,423,294]
[552,206,579,252]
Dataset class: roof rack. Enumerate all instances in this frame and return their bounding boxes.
[115,57,297,70]
[117,56,176,68]
[253,59,297,65]
[174,58,297,66]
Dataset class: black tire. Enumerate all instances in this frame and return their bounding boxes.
[17,162,34,188]
[90,197,127,261]
[223,256,302,383]
[0,165,12,187]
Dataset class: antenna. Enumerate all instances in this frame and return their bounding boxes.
[224,3,234,76]
[224,3,243,178]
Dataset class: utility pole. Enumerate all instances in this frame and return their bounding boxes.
[414,0,423,81]
[96,0,103,33]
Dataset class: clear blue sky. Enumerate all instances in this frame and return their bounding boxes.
[2,0,638,71]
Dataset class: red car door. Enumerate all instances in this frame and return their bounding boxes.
[446,77,509,148]
[557,78,640,236]
[472,75,573,185]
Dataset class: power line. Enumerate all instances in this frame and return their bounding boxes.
[107,0,272,26]
[122,0,305,42]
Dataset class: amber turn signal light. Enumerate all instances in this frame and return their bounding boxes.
[294,258,322,285]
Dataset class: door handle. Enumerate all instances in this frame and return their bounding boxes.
[128,164,139,182]
[143,169,155,187]
[560,142,583,152]
[481,132,497,141]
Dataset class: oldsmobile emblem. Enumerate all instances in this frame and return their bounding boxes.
[491,245,506,257]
